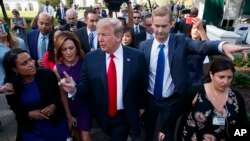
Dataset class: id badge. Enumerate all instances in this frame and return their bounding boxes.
[212,117,225,126]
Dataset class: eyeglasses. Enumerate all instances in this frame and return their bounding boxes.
[133,17,140,19]
[94,7,100,10]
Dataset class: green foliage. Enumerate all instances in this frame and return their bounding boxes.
[232,72,250,88]
[66,0,73,7]
[233,54,250,68]
[37,0,60,8]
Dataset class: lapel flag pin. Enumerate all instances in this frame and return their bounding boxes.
[127,58,130,61]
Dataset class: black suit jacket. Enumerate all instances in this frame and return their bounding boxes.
[74,27,99,53]
[59,21,86,31]
[133,24,145,34]
[134,30,147,48]
[6,69,65,131]
[75,46,147,135]
[55,7,68,25]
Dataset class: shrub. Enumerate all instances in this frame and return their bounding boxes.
[232,72,250,88]
[233,54,250,68]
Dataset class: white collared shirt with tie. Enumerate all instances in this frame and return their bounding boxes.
[148,36,175,98]
[87,28,98,51]
[106,45,124,110]
[134,24,140,33]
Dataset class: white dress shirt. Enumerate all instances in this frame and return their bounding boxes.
[148,37,175,98]
[134,24,140,33]
[146,32,154,40]
[43,5,55,17]
[87,28,98,51]
[106,45,124,110]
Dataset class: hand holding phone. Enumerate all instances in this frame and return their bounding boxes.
[186,17,193,24]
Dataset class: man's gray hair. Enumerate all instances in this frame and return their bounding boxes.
[66,8,78,17]
[97,18,123,38]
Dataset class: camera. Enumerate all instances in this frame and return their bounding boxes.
[104,0,128,12]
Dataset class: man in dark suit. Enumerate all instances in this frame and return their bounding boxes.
[133,11,145,34]
[138,6,250,141]
[59,8,86,32]
[74,9,99,53]
[26,12,53,67]
[135,14,154,48]
[55,2,67,26]
[59,18,147,141]
[93,3,107,18]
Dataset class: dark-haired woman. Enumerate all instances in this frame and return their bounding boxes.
[159,56,248,141]
[2,48,69,141]
[186,18,208,86]
[178,56,247,140]
[122,26,135,48]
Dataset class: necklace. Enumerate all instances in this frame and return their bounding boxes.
[208,83,229,115]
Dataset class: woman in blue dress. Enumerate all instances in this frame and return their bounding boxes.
[2,48,69,141]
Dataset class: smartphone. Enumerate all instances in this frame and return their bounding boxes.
[0,23,10,33]
[186,17,193,24]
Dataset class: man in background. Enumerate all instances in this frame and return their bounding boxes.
[43,0,55,21]
[59,8,86,32]
[55,2,67,26]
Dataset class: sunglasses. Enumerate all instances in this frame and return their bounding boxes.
[133,17,140,19]
[94,7,100,10]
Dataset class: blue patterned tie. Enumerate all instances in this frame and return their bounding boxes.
[135,26,139,33]
[41,36,46,58]
[89,32,94,51]
[154,44,165,100]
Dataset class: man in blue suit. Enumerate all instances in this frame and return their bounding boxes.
[59,18,147,141]
[138,6,250,141]
[26,12,53,67]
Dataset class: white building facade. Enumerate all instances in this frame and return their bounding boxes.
[2,0,41,11]
[2,0,150,12]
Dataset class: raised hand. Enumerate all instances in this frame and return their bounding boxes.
[58,71,76,93]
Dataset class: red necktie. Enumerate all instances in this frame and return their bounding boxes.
[107,54,117,117]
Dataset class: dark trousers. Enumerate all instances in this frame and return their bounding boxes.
[107,110,130,141]
[144,93,178,141]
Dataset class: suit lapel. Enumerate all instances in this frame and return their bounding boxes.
[83,28,90,52]
[98,51,108,93]
[168,34,176,66]
[35,30,40,60]
[145,39,154,67]
[122,47,131,94]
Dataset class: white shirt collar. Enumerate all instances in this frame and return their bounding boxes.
[153,35,169,48]
[39,32,49,39]
[87,28,96,36]
[106,44,123,60]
